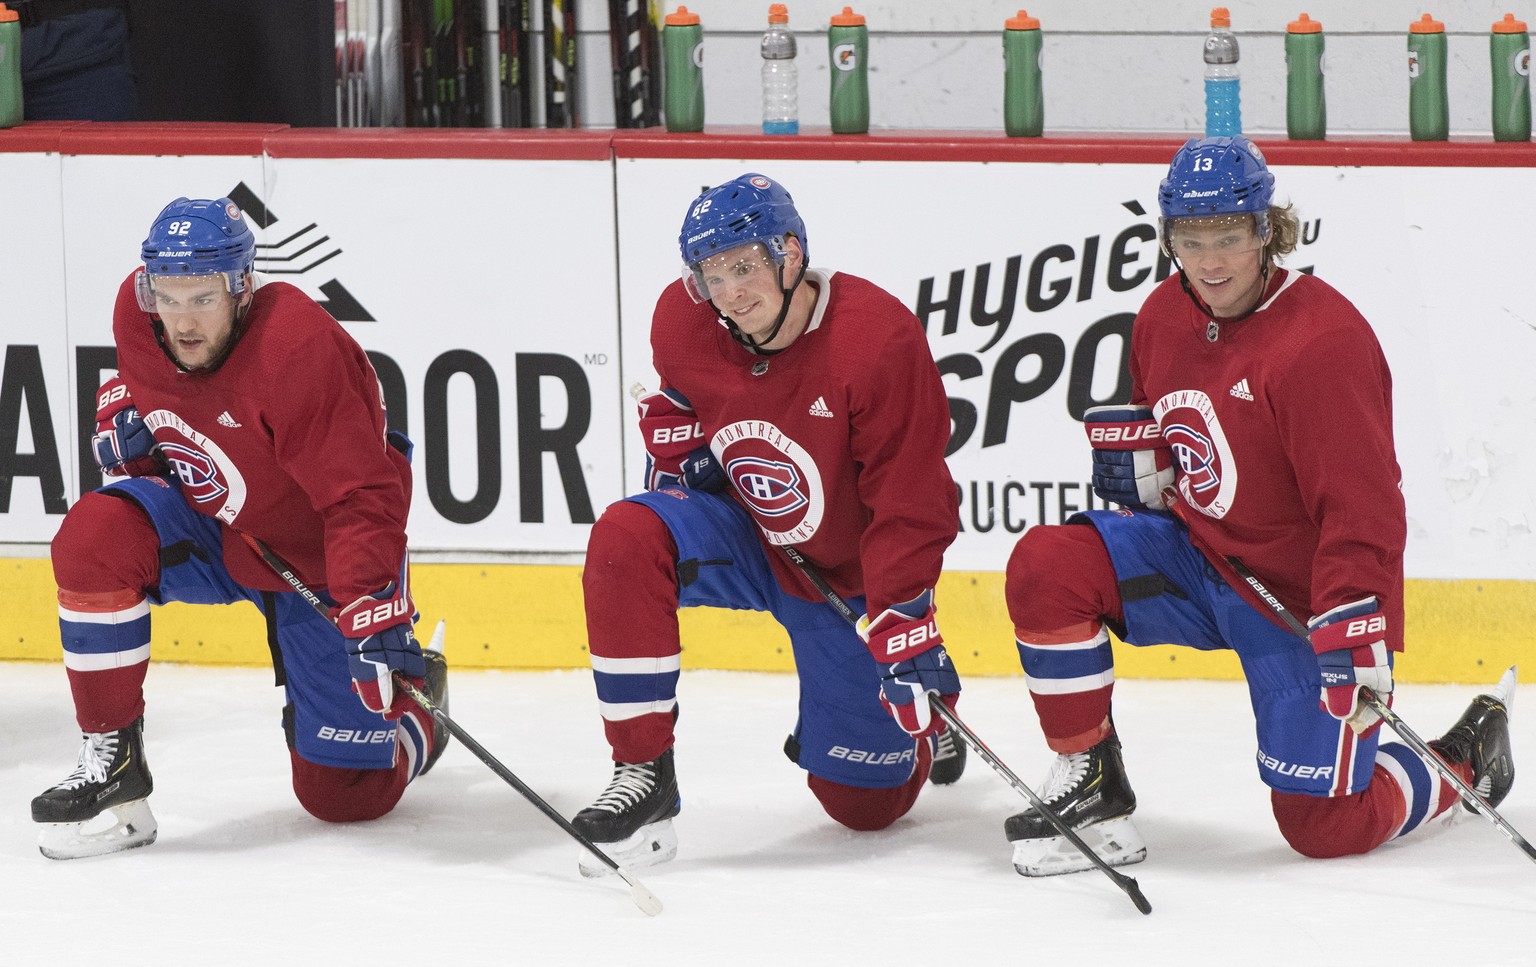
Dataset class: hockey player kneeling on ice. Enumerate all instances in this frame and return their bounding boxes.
[570,173,965,875]
[1000,137,1515,877]
[31,198,450,860]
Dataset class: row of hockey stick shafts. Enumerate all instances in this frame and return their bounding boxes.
[334,0,659,128]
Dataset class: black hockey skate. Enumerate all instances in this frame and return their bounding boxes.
[1429,665,1517,812]
[416,623,451,777]
[1004,732,1146,876]
[928,723,967,785]
[32,716,157,860]
[572,748,681,878]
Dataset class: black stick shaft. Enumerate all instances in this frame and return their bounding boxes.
[234,531,665,911]
[779,544,1152,914]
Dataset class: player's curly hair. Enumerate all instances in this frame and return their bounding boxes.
[1266,202,1300,263]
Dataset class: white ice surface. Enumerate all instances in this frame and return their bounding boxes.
[2,663,1532,966]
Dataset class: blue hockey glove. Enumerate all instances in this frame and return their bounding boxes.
[92,376,164,477]
[858,591,961,737]
[638,387,724,492]
[335,584,425,719]
[1084,404,1173,510]
[1308,596,1392,735]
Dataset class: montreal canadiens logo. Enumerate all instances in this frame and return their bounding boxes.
[158,443,228,504]
[1152,390,1237,519]
[713,418,824,545]
[143,409,248,524]
[727,457,807,517]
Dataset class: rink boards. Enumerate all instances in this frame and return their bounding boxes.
[0,127,1530,681]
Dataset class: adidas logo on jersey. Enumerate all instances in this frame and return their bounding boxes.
[216,411,243,428]
[808,396,834,418]
[1229,379,1254,402]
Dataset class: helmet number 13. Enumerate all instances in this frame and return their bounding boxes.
[1193,157,1214,171]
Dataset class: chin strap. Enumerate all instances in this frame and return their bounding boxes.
[712,260,808,356]
[1173,254,1272,328]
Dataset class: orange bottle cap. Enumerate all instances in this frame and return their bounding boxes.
[1410,13,1444,33]
[0,3,18,23]
[665,5,699,26]
[769,3,788,23]
[1493,12,1527,33]
[1006,10,1040,30]
[1210,7,1231,28]
[831,6,865,27]
[1288,13,1322,34]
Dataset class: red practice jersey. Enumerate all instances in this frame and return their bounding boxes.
[650,270,958,616]
[111,271,411,602]
[1132,269,1406,648]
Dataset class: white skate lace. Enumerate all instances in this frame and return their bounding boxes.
[934,728,959,761]
[49,731,120,791]
[590,761,658,813]
[1038,750,1092,805]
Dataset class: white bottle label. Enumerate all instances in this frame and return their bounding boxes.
[692,43,704,69]
[833,43,858,71]
[1407,50,1420,78]
[1516,48,1531,77]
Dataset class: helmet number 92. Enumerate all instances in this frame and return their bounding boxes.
[165,220,194,236]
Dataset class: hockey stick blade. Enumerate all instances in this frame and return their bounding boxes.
[778,542,1152,914]
[1159,488,1535,866]
[236,530,665,913]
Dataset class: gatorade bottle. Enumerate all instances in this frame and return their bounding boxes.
[662,6,704,133]
[1204,7,1242,137]
[0,2,22,129]
[1491,13,1531,141]
[1003,10,1043,137]
[1408,14,1448,141]
[1285,13,1325,139]
[761,4,798,135]
[828,6,869,134]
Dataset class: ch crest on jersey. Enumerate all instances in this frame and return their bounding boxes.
[713,418,825,545]
[158,443,228,504]
[143,409,249,524]
[1152,390,1237,519]
[727,458,807,517]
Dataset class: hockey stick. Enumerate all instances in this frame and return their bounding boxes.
[234,531,665,915]
[1160,490,1536,865]
[779,543,1153,915]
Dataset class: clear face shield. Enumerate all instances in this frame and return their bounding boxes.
[135,269,244,316]
[681,241,785,304]
[1159,213,1268,263]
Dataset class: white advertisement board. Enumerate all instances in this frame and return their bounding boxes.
[1,152,623,554]
[615,157,1536,579]
[2,148,1531,580]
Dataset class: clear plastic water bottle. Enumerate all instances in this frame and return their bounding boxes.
[1203,7,1242,137]
[761,4,798,134]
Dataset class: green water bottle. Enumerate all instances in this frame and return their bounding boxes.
[0,2,22,129]
[662,6,704,132]
[828,6,868,134]
[1285,13,1325,139]
[1408,13,1449,141]
[1491,13,1531,141]
[1003,10,1043,137]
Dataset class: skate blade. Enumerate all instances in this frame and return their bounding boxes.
[38,799,158,860]
[577,818,678,879]
[1011,815,1146,877]
[1490,666,1517,711]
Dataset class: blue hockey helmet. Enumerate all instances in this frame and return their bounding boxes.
[679,173,807,300]
[137,197,256,311]
[1158,137,1275,246]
